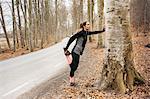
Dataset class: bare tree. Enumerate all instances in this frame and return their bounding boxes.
[12,0,19,51]
[28,0,33,52]
[88,0,94,42]
[55,0,58,43]
[0,2,11,49]
[16,0,25,48]
[79,0,83,23]
[44,0,50,44]
[97,0,104,48]
[19,0,29,49]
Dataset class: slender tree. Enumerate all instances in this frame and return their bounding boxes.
[97,0,104,48]
[55,0,58,43]
[0,2,11,49]
[12,0,19,51]
[79,0,83,23]
[16,0,25,48]
[88,0,94,42]
[28,0,33,52]
[44,0,50,44]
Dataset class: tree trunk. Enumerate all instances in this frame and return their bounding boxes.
[12,0,19,51]
[20,0,28,49]
[23,0,29,49]
[72,0,78,31]
[91,0,94,30]
[37,0,43,49]
[97,0,104,48]
[79,0,83,23]
[0,3,11,49]
[28,0,33,52]
[98,0,145,94]
[33,0,37,48]
[0,44,2,54]
[44,0,50,44]
[16,0,25,48]
[40,0,44,48]
[88,0,92,42]
[55,0,58,43]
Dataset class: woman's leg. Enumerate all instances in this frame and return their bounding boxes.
[70,52,80,77]
[69,52,80,84]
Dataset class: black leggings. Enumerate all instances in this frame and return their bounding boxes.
[70,52,80,77]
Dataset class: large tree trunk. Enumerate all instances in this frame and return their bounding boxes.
[98,0,145,93]
[0,3,11,49]
[97,0,104,48]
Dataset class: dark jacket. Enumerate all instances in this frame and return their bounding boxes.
[65,29,105,55]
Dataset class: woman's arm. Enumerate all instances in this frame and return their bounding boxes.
[88,28,105,35]
[64,32,82,50]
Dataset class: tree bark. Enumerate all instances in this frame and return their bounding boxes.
[88,0,92,42]
[20,0,28,49]
[28,0,33,52]
[79,0,83,23]
[98,0,145,93]
[72,0,78,31]
[44,0,50,44]
[97,0,104,48]
[40,0,44,48]
[16,0,25,48]
[23,0,28,49]
[12,0,19,51]
[55,0,58,43]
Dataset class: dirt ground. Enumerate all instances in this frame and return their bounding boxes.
[34,36,150,99]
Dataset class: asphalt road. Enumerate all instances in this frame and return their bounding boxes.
[0,37,74,99]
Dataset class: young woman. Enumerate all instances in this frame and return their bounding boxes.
[64,21,105,86]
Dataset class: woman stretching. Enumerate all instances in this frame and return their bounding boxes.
[64,21,105,86]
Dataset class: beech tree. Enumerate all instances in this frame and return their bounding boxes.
[98,0,145,93]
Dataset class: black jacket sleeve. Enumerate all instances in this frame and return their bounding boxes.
[88,29,105,35]
[65,32,82,49]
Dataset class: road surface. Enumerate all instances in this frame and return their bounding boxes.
[0,37,74,99]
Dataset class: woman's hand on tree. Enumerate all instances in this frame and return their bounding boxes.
[103,28,105,32]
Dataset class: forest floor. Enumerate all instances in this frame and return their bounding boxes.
[34,35,150,99]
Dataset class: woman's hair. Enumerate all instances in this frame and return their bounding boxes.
[82,21,87,26]
[80,21,87,29]
[80,23,83,29]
